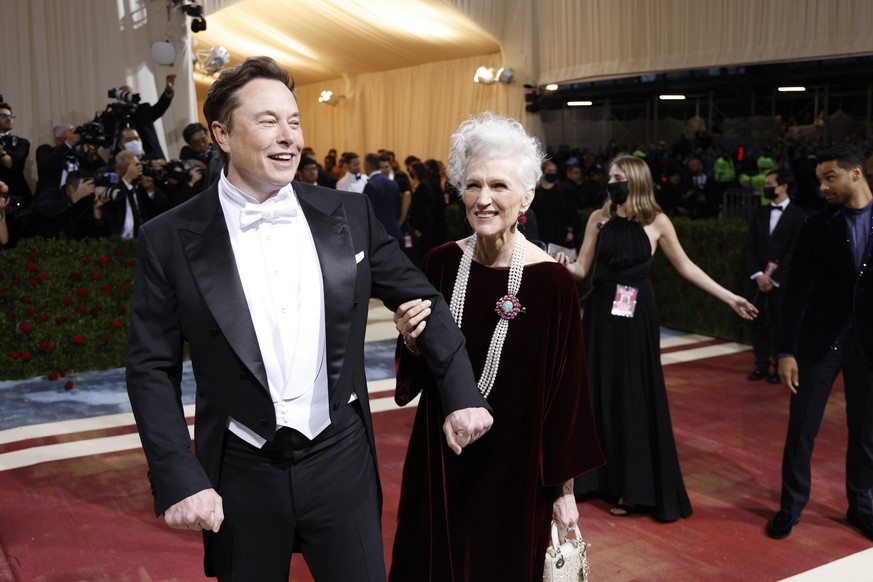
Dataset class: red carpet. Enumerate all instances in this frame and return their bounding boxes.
[1,349,870,581]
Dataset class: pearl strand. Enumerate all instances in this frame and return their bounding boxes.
[449,231,527,399]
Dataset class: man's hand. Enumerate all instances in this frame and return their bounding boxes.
[163,488,224,533]
[778,356,799,394]
[123,159,143,184]
[755,274,774,293]
[443,407,493,455]
[70,179,96,203]
[165,74,177,95]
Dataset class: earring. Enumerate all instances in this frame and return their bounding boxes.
[517,213,527,225]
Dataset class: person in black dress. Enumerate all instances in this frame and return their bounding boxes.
[557,154,757,521]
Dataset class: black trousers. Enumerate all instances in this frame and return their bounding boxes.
[205,401,386,581]
[749,286,784,372]
[779,329,873,516]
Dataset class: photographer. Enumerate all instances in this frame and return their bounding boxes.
[33,170,110,239]
[35,124,105,197]
[179,122,215,164]
[0,102,32,206]
[112,74,176,159]
[102,149,167,239]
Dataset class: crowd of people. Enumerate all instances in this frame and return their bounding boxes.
[4,55,873,580]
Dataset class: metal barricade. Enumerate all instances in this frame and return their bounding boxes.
[721,188,760,221]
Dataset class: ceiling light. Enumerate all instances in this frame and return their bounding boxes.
[567,101,593,107]
[151,41,176,66]
[495,67,514,84]
[195,46,230,75]
[474,66,497,85]
[659,94,686,100]
[545,84,559,91]
[778,86,806,92]
[318,90,345,105]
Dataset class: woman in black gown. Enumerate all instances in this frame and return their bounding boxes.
[557,155,757,522]
[390,114,604,581]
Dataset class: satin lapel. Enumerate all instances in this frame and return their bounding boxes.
[297,183,357,395]
[178,188,268,389]
[826,208,856,275]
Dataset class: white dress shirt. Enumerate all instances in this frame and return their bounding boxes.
[336,171,367,193]
[218,174,330,445]
[750,198,792,284]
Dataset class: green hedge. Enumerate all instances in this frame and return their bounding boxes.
[1,237,137,381]
[0,216,752,382]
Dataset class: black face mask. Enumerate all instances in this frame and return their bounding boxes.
[542,173,559,183]
[763,186,778,200]
[607,181,629,205]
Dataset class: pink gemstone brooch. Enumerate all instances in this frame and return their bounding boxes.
[495,294,525,320]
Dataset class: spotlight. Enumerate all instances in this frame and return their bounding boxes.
[172,1,207,33]
[474,66,514,85]
[190,16,207,33]
[318,91,345,106]
[196,46,230,75]
[496,67,514,84]
[545,84,559,91]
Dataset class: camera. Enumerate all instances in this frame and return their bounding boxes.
[75,120,111,147]
[108,87,141,105]
[142,159,191,182]
[2,194,32,217]
[0,133,18,152]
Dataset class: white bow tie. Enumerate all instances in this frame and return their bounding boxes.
[239,198,297,228]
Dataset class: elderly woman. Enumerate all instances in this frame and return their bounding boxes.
[558,155,757,521]
[389,113,604,581]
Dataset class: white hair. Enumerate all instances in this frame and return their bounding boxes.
[446,112,544,194]
[53,124,74,138]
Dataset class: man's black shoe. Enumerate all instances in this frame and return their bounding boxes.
[768,374,781,384]
[747,369,767,381]
[847,510,873,541]
[766,510,799,539]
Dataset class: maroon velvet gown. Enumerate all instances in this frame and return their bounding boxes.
[389,242,604,582]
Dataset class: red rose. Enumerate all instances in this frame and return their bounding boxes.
[21,296,31,304]
[119,283,130,293]
[76,304,88,314]
[76,287,88,298]
[97,256,110,266]
[38,273,49,281]
[8,350,20,360]
[64,380,74,390]
[62,297,73,306]
[21,351,31,362]
[38,313,49,322]
[25,307,37,316]
[55,316,66,324]
[100,284,112,295]
[28,249,39,259]
[39,340,53,352]
[0,290,7,299]
[30,278,41,287]
[82,257,92,265]
[19,322,33,334]
[90,272,102,281]
[73,335,85,346]
[69,272,82,282]
[60,369,69,377]
[110,319,122,328]
[26,261,38,271]
[100,333,110,343]
[47,370,59,381]
[117,305,128,314]
[124,258,136,268]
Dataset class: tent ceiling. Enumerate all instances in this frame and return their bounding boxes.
[193,0,501,87]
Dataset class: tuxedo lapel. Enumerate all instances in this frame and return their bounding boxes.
[826,208,856,275]
[296,183,357,396]
[178,187,269,390]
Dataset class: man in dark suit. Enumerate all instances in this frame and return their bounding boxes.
[745,169,804,383]
[363,152,404,244]
[126,56,492,581]
[102,149,166,239]
[0,102,32,204]
[767,143,873,541]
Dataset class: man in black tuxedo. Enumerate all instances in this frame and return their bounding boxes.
[745,169,804,383]
[363,152,404,244]
[767,143,873,541]
[102,149,166,239]
[126,56,492,581]
[0,102,32,204]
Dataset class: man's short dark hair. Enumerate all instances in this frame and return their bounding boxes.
[815,143,867,177]
[65,170,87,192]
[183,122,207,144]
[767,169,795,188]
[299,156,318,170]
[0,103,11,113]
[341,152,359,166]
[363,153,380,172]
[203,56,295,167]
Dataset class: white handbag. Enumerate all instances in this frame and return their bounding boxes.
[543,520,589,582]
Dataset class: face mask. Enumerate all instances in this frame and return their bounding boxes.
[542,173,558,183]
[123,140,143,157]
[763,186,777,200]
[607,181,629,205]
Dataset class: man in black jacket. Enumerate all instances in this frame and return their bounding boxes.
[745,169,804,383]
[0,102,31,204]
[767,143,873,541]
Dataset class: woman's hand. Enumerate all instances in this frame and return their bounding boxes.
[729,294,758,320]
[552,493,578,542]
[554,251,570,265]
[394,298,432,354]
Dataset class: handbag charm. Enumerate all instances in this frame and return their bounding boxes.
[543,520,589,582]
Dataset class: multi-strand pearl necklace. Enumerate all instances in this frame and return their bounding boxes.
[449,232,527,399]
